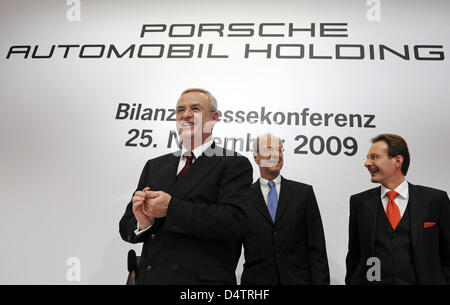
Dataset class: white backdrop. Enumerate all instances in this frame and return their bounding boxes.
[1,0,449,284]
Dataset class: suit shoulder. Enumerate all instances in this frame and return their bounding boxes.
[214,145,243,157]
[215,146,251,164]
[350,186,380,200]
[410,183,448,198]
[145,151,178,165]
[283,177,313,191]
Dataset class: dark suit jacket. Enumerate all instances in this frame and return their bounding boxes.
[119,143,253,285]
[241,177,330,285]
[345,182,450,285]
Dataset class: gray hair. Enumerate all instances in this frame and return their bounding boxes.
[179,88,218,112]
[252,133,283,154]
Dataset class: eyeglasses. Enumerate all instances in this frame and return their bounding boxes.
[365,154,392,161]
[176,105,213,114]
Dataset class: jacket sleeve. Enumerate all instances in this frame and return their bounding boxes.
[119,160,158,244]
[163,155,253,241]
[305,186,330,284]
[440,191,450,284]
[345,195,361,285]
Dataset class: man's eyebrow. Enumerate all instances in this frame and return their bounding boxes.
[177,103,201,108]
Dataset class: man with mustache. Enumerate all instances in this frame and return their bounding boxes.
[346,133,450,284]
[240,133,329,284]
[119,88,253,284]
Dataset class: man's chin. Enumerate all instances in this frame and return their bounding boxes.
[261,165,281,176]
[178,128,195,140]
[178,131,204,147]
[370,176,381,184]
[260,161,279,169]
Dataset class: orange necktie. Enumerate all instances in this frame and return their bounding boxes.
[386,190,401,230]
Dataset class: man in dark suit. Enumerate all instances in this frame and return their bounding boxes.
[240,133,329,285]
[346,133,450,285]
[119,88,253,285]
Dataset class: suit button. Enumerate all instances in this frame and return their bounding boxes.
[172,264,179,271]
[146,265,152,272]
[275,253,280,258]
[150,234,156,239]
[273,231,277,236]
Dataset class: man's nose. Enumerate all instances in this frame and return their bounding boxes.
[270,151,280,160]
[182,108,194,119]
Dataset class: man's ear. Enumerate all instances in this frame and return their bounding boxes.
[202,117,217,134]
[394,155,404,170]
[253,154,260,165]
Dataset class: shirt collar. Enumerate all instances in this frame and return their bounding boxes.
[260,175,281,188]
[381,179,409,199]
[181,139,213,159]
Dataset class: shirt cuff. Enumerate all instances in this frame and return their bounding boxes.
[134,221,154,235]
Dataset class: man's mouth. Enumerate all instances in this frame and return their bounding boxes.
[368,167,379,175]
[261,157,280,167]
[180,122,196,127]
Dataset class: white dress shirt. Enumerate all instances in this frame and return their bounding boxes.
[135,139,214,235]
[177,139,213,175]
[259,175,282,206]
[380,179,409,217]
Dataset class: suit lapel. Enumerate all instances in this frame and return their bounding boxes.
[250,180,273,224]
[408,183,426,252]
[155,152,179,192]
[274,176,292,223]
[169,143,220,199]
[364,187,381,255]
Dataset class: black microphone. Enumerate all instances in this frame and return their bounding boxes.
[127,249,137,285]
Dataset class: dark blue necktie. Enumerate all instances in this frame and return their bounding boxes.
[267,180,278,221]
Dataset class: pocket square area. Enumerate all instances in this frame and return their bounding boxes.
[424,222,436,228]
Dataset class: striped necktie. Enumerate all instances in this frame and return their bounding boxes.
[177,152,194,179]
